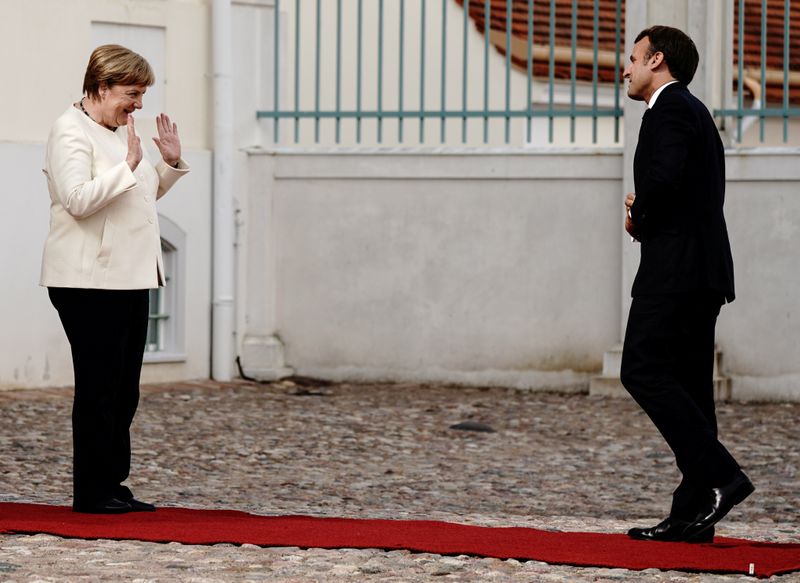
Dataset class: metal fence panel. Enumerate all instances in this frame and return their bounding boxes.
[258,0,625,147]
[715,0,800,145]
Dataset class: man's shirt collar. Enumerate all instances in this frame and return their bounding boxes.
[648,80,679,109]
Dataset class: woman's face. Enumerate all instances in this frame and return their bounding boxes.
[99,83,147,127]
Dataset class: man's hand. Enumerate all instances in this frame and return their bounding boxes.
[625,192,638,241]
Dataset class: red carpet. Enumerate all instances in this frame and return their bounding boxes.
[1,503,798,578]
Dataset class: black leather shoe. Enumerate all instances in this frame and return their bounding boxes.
[683,474,754,540]
[627,516,714,543]
[126,498,156,512]
[73,497,132,514]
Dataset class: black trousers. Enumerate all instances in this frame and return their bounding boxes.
[48,287,149,507]
[620,292,742,521]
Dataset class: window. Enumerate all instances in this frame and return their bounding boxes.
[146,240,175,352]
[144,216,186,363]
[90,22,166,118]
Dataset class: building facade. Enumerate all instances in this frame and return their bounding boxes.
[1,0,799,400]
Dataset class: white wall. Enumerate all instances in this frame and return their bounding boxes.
[0,143,72,389]
[237,146,800,400]
[719,150,800,400]
[0,0,210,149]
[0,143,212,389]
[0,0,214,390]
[3,0,799,399]
[240,150,624,390]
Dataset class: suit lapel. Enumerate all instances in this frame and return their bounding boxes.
[638,108,652,140]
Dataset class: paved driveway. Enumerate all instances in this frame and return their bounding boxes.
[1,380,797,581]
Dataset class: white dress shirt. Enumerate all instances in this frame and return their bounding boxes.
[648,80,679,109]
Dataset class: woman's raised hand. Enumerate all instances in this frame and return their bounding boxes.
[126,114,143,172]
[152,113,181,167]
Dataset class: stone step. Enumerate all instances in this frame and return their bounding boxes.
[589,345,731,400]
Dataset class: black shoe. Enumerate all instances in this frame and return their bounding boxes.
[126,498,156,512]
[73,497,132,514]
[683,474,755,540]
[627,516,714,543]
[114,486,156,512]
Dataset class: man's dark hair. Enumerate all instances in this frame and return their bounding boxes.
[635,25,699,86]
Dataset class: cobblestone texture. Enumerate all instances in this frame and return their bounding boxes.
[0,380,798,581]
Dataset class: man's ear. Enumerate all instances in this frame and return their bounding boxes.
[648,51,665,71]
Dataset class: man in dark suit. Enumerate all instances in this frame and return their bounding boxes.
[620,25,753,543]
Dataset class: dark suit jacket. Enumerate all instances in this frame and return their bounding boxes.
[630,83,735,302]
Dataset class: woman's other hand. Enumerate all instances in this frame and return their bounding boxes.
[152,113,182,167]
[126,114,143,172]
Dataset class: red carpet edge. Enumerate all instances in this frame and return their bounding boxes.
[1,503,798,578]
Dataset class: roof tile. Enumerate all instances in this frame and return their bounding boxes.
[457,0,799,104]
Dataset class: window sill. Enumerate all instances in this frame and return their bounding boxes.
[143,352,187,364]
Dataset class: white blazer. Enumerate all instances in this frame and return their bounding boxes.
[41,105,189,290]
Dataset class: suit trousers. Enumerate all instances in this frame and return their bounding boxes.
[48,287,149,507]
[620,292,741,520]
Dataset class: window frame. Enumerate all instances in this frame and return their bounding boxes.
[143,215,187,364]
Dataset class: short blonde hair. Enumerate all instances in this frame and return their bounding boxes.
[82,44,155,99]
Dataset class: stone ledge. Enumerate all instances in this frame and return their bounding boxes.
[590,345,732,400]
[590,375,732,400]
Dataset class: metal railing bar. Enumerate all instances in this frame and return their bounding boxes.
[274,0,281,143]
[737,0,745,141]
[592,0,599,143]
[505,0,512,143]
[420,0,426,142]
[614,0,621,143]
[570,0,577,143]
[336,0,342,143]
[483,0,490,143]
[760,0,767,141]
[314,0,321,142]
[527,0,533,143]
[294,0,300,142]
[783,0,790,142]
[399,0,405,143]
[462,0,470,143]
[357,0,363,142]
[715,107,800,116]
[258,109,625,119]
[441,0,448,142]
[548,0,556,143]
[378,0,385,143]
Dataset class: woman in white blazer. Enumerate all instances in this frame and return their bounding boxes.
[42,45,189,514]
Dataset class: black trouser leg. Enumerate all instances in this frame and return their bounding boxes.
[111,291,149,501]
[668,294,723,518]
[48,288,149,507]
[620,293,741,520]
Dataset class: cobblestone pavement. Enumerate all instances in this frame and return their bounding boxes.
[0,379,798,582]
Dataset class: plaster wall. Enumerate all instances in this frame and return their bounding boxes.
[0,142,212,389]
[718,150,800,400]
[242,150,625,389]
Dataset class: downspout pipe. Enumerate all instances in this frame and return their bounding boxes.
[735,74,763,142]
[211,0,235,381]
